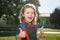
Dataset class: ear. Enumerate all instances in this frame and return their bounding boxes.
[22,14,25,17]
[23,15,24,17]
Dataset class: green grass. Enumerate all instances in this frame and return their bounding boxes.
[0,28,60,40]
[0,34,60,40]
[40,34,60,40]
[0,36,16,40]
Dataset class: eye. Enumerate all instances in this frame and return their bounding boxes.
[31,12,34,14]
[26,12,29,14]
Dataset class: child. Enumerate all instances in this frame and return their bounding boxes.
[16,3,44,40]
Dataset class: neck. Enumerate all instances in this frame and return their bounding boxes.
[24,21,32,24]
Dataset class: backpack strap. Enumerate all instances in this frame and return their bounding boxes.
[35,24,40,29]
[20,23,30,40]
[20,23,25,31]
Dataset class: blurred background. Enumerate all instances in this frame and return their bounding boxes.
[0,0,60,40]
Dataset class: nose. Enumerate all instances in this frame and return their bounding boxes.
[29,13,32,16]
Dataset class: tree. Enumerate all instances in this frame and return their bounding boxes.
[0,0,25,24]
[50,7,60,29]
[0,0,40,24]
[0,0,23,17]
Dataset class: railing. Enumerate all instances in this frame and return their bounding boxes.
[0,24,17,36]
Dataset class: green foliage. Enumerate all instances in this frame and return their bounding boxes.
[0,0,23,17]
[0,0,40,17]
[50,7,60,28]
[0,0,40,24]
[0,0,25,24]
[37,12,40,24]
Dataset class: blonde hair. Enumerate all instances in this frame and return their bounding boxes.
[18,3,37,24]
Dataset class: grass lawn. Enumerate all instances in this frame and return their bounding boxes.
[40,34,60,40]
[0,36,16,40]
[0,28,60,40]
[0,34,60,40]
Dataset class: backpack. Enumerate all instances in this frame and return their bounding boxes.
[20,23,39,30]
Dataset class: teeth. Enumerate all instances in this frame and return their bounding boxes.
[28,17,32,19]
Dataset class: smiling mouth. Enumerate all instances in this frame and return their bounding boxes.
[28,17,32,19]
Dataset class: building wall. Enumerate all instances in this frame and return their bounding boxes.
[39,13,54,28]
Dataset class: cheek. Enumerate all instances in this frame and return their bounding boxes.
[23,13,27,17]
[23,14,28,19]
[32,14,35,18]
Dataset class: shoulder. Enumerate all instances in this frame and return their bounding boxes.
[16,23,24,28]
[19,23,25,29]
[35,24,40,29]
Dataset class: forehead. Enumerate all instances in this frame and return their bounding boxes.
[24,5,35,10]
[24,7,34,12]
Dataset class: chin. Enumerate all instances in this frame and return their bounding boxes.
[27,19,33,23]
[28,20,32,23]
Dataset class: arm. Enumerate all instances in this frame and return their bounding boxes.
[16,28,26,40]
[16,34,21,40]
[36,26,44,39]
[16,28,22,40]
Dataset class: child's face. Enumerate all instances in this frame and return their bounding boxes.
[23,7,35,23]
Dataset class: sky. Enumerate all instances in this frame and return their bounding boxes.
[38,0,60,13]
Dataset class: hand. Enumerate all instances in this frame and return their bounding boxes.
[19,28,26,38]
[40,26,44,34]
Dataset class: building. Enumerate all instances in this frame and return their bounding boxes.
[39,13,54,28]
[40,13,50,25]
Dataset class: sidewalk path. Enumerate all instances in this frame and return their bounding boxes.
[38,32,60,34]
[44,32,60,34]
[0,31,60,34]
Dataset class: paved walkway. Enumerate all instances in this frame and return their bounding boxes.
[38,32,60,34]
[44,32,60,34]
[0,31,60,34]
